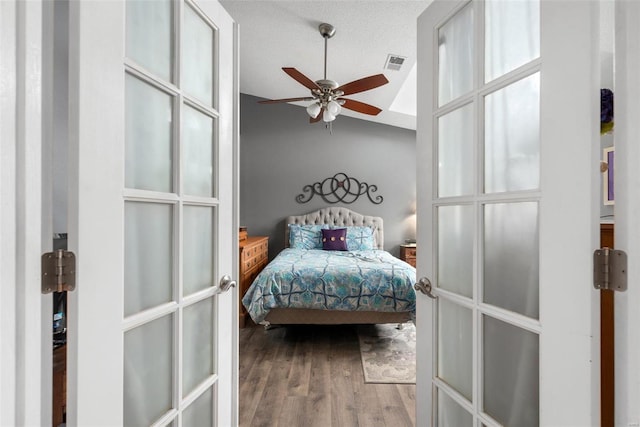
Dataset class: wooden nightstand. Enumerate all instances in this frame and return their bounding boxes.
[400,244,416,267]
[239,236,269,327]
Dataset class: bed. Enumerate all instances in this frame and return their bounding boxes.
[242,207,416,326]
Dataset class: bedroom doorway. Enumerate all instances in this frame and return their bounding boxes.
[416,0,601,424]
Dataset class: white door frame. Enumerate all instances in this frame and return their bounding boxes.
[0,0,51,425]
[614,1,640,425]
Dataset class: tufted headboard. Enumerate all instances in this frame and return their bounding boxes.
[285,207,384,249]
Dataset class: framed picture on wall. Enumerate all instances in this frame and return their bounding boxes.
[603,147,614,205]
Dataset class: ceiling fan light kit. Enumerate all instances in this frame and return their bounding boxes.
[306,102,322,119]
[258,22,389,126]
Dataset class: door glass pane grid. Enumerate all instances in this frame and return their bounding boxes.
[437,1,475,107]
[174,295,217,422]
[180,102,218,199]
[124,200,177,317]
[484,0,540,83]
[126,0,174,83]
[432,2,542,426]
[436,204,475,298]
[483,72,541,194]
[437,388,473,427]
[436,102,475,198]
[125,72,177,194]
[182,204,216,295]
[125,1,222,424]
[480,313,540,427]
[182,385,215,426]
[124,313,175,426]
[479,200,539,319]
[182,1,217,109]
[433,379,474,427]
[437,297,473,400]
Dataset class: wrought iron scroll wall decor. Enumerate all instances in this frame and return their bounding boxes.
[296,172,383,205]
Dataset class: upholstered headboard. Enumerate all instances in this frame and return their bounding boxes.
[285,207,384,249]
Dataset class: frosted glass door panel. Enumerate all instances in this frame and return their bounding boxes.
[183,206,214,295]
[183,387,214,427]
[437,390,472,427]
[438,104,474,197]
[438,205,473,297]
[125,202,173,317]
[124,314,173,426]
[125,74,173,193]
[183,5,214,106]
[438,3,474,106]
[485,0,540,82]
[483,202,539,318]
[183,106,214,197]
[183,297,214,395]
[126,0,172,82]
[484,73,540,193]
[438,298,472,400]
[483,315,539,427]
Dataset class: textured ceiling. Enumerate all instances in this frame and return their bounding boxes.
[220,1,433,130]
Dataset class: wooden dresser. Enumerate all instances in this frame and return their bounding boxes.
[600,222,614,427]
[239,236,268,327]
[52,344,66,426]
[399,244,416,267]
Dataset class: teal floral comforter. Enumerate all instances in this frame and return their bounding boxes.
[242,248,417,324]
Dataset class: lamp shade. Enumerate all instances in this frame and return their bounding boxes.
[323,109,336,122]
[326,100,342,116]
[306,102,321,118]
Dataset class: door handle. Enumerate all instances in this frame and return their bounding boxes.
[414,277,437,299]
[218,275,237,293]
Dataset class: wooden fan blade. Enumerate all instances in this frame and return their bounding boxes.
[341,98,383,116]
[282,67,321,90]
[310,107,324,123]
[337,74,389,96]
[258,97,315,104]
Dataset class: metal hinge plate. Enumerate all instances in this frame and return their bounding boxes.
[593,248,627,292]
[42,250,76,294]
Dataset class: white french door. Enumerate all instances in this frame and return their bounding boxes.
[66,1,238,425]
[416,1,599,425]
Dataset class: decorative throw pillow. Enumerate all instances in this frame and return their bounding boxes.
[343,226,376,250]
[321,228,348,251]
[288,224,328,249]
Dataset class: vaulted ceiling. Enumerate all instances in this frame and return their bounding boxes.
[220,1,433,130]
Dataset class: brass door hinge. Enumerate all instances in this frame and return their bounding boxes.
[593,248,627,292]
[42,250,76,294]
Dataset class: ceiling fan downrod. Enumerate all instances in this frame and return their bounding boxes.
[318,23,335,81]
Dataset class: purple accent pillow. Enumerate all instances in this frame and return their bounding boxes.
[322,228,348,251]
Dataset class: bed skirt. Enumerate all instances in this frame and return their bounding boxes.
[264,308,412,325]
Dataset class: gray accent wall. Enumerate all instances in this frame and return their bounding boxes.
[240,94,417,260]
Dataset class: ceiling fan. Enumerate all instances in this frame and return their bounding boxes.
[258,23,389,124]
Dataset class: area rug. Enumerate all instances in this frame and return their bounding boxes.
[357,322,416,384]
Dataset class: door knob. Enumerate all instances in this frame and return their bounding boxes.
[218,275,236,293]
[414,277,437,299]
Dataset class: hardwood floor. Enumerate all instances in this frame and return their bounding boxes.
[239,324,416,427]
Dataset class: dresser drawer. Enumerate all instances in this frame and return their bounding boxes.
[241,241,268,261]
[239,236,269,327]
[243,254,265,271]
[403,247,416,257]
[400,245,417,268]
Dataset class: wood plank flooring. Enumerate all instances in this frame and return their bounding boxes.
[239,324,415,427]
